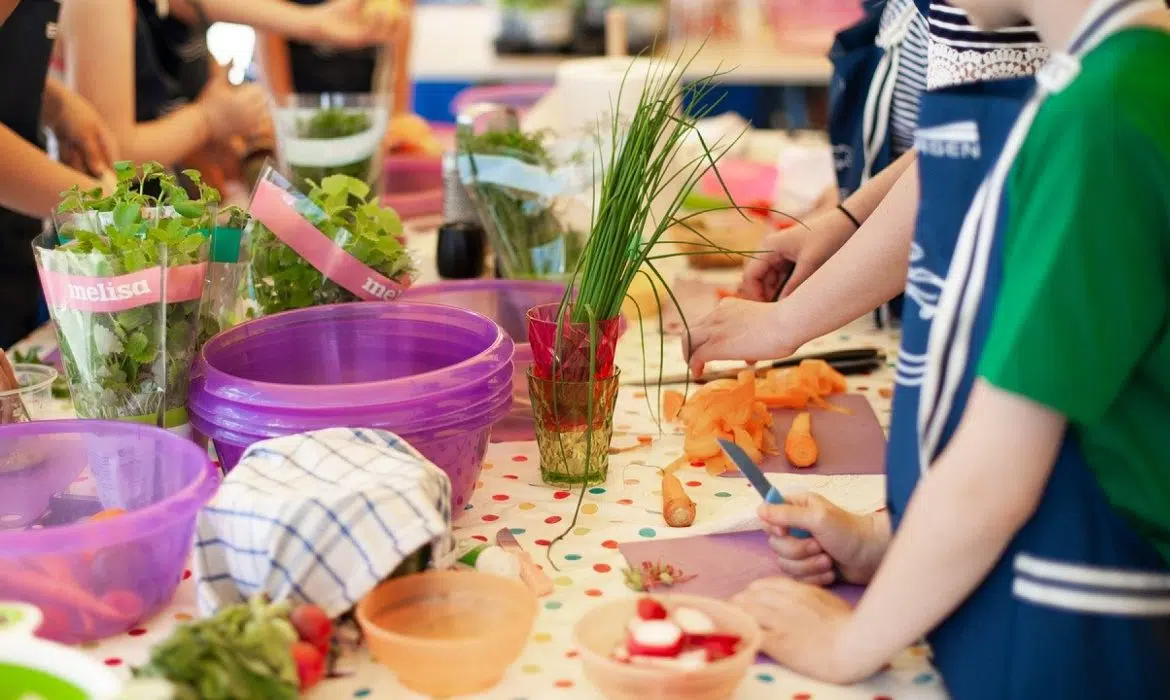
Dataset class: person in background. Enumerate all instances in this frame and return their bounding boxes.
[0,0,116,348]
[255,0,414,140]
[728,0,1170,696]
[59,0,396,183]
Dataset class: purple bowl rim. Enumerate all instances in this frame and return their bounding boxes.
[0,420,219,555]
[402,278,568,299]
[197,302,513,405]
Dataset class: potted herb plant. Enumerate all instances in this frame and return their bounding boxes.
[532,53,753,555]
[272,93,390,191]
[458,119,588,281]
[496,0,574,50]
[243,166,414,317]
[35,162,217,434]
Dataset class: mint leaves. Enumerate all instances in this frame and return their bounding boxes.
[41,162,217,423]
[244,173,413,316]
[289,108,375,188]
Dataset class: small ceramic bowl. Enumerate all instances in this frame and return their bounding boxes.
[356,570,537,696]
[573,594,764,700]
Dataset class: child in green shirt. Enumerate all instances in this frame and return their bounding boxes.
[727,1,1170,698]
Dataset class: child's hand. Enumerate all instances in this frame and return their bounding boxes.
[683,297,792,378]
[758,493,889,586]
[733,577,871,685]
[310,0,399,49]
[739,205,856,302]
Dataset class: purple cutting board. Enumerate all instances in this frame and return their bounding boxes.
[746,393,886,475]
[619,530,864,606]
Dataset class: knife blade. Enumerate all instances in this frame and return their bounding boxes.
[717,439,811,539]
[627,347,885,386]
[496,528,555,597]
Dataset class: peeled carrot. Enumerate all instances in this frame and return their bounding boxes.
[785,412,818,468]
[661,468,696,528]
[662,390,686,423]
[90,508,127,522]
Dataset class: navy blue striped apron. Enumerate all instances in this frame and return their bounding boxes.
[888,1,1170,697]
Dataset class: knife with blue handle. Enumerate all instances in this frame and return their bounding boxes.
[718,439,811,539]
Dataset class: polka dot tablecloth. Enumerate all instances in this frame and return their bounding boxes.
[13,294,944,698]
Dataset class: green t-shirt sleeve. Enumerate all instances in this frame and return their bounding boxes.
[978,97,1168,423]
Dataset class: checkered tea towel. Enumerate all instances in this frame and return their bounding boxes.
[194,428,453,617]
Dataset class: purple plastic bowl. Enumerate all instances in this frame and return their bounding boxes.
[194,302,514,409]
[0,420,218,643]
[194,395,510,510]
[190,374,513,443]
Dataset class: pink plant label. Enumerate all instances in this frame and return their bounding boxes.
[250,179,407,301]
[39,263,207,312]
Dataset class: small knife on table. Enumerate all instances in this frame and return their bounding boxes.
[496,528,556,597]
[717,439,811,539]
[626,347,886,386]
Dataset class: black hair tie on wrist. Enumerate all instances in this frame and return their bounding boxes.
[837,203,862,230]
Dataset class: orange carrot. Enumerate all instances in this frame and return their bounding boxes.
[785,412,818,468]
[663,390,686,423]
[90,508,127,522]
[661,468,696,528]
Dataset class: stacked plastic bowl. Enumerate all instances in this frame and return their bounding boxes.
[188,302,514,509]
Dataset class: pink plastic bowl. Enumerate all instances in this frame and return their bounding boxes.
[0,420,218,643]
[383,155,443,220]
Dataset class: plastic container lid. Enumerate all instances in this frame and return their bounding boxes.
[194,302,514,409]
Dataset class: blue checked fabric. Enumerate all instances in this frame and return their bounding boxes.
[194,428,453,617]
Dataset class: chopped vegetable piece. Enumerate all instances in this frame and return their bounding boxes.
[636,597,668,621]
[661,469,696,528]
[290,604,332,655]
[90,508,127,522]
[292,641,325,691]
[673,607,715,636]
[627,619,684,658]
[785,411,818,468]
[662,390,685,423]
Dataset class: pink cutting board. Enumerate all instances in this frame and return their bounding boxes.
[619,530,864,606]
[756,393,886,475]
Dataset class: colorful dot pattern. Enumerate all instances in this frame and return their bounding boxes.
[70,316,929,697]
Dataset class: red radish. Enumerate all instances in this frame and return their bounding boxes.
[291,604,332,652]
[292,641,325,690]
[626,619,684,658]
[677,649,708,671]
[694,634,741,661]
[672,607,715,635]
[636,597,668,621]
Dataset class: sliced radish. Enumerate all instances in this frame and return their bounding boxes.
[696,634,741,662]
[612,645,632,663]
[626,619,684,658]
[676,648,709,671]
[636,597,668,621]
[672,607,715,635]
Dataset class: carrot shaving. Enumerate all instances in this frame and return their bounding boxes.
[785,411,818,468]
[667,360,850,469]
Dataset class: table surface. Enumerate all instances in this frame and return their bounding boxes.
[409,6,834,85]
[12,237,943,699]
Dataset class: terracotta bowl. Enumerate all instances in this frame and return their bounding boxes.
[356,570,537,696]
[573,594,763,700]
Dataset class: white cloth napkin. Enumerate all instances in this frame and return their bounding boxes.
[194,428,453,617]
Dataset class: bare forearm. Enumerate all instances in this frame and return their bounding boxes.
[777,158,919,343]
[255,33,295,100]
[123,105,212,167]
[171,0,316,40]
[840,149,918,223]
[836,383,1062,680]
[0,125,97,218]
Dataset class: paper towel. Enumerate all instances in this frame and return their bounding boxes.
[554,56,658,140]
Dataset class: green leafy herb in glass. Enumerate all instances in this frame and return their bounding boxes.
[42,161,217,425]
[290,108,375,187]
[458,127,584,279]
[244,173,413,316]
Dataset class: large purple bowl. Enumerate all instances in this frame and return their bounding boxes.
[0,421,218,643]
[188,302,514,508]
[193,302,514,409]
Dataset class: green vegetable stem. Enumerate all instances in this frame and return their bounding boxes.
[39,162,218,425]
[133,595,301,700]
[243,172,414,317]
